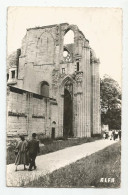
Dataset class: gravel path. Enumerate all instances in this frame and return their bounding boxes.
[7,139,116,187]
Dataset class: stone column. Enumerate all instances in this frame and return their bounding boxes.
[82,41,91,137]
[75,41,92,138]
[44,98,51,137]
[58,94,64,137]
[75,72,85,137]
[73,92,77,137]
[55,46,60,68]
[91,58,101,135]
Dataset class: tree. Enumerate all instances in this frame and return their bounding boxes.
[100,75,121,130]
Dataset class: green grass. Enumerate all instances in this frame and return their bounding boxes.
[7,136,101,165]
[38,136,101,156]
[25,141,121,188]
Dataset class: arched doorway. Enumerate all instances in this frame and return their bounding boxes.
[63,80,73,138]
[51,121,56,139]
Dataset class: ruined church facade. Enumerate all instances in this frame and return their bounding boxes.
[7,23,101,138]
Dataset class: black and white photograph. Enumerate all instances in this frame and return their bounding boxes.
[6,7,122,188]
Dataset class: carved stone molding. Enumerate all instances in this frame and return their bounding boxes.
[91,58,100,64]
[75,71,83,83]
[83,40,90,48]
[59,73,66,79]
[64,79,73,97]
[8,111,27,118]
[52,69,60,85]
[32,114,45,119]
[90,48,100,64]
[56,25,60,46]
[74,54,82,61]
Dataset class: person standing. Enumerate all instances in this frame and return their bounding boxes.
[119,130,121,140]
[115,130,118,140]
[109,130,112,140]
[112,130,115,140]
[28,133,40,171]
[15,135,29,171]
[103,132,106,139]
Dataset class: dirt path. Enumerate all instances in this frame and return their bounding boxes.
[7,139,116,186]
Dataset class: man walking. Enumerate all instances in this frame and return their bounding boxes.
[118,130,121,140]
[28,133,40,171]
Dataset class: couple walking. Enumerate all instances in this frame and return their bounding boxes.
[15,133,40,171]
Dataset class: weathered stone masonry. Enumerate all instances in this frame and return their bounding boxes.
[7,86,58,137]
[7,23,101,138]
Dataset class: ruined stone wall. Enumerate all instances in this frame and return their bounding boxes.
[17,24,70,94]
[7,86,59,138]
[7,88,28,136]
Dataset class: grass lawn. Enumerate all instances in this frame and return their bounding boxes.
[7,136,101,165]
[25,141,121,188]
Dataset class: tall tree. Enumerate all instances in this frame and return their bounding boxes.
[100,75,121,130]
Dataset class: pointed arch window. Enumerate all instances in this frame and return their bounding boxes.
[64,30,74,44]
[63,29,74,64]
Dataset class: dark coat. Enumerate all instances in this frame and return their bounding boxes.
[28,139,40,156]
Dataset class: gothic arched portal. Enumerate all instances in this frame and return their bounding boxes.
[63,80,73,138]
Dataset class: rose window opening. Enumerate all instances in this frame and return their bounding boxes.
[63,50,72,63]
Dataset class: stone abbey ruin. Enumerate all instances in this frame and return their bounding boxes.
[7,23,101,138]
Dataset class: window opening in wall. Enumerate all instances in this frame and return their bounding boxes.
[63,51,68,57]
[64,30,74,44]
[11,70,15,79]
[40,81,49,97]
[63,30,74,63]
[51,128,55,139]
[62,68,65,74]
[63,49,71,63]
[7,73,9,81]
[77,62,79,71]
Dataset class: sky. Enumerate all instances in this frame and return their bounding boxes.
[7,7,122,86]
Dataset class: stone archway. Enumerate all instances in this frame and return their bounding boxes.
[63,79,73,138]
[51,121,56,139]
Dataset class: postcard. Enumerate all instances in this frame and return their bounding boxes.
[6,7,122,188]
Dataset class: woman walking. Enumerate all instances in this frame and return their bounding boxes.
[15,135,29,171]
